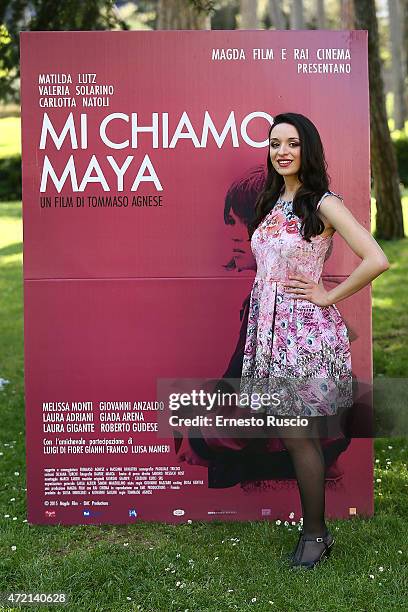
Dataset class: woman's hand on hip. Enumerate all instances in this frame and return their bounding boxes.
[283,274,332,307]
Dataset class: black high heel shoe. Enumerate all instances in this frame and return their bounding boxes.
[290,530,335,569]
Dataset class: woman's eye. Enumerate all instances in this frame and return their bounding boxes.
[270,143,299,147]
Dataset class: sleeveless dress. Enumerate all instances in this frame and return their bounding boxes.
[239,190,353,417]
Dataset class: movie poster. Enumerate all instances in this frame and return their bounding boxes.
[20,30,372,525]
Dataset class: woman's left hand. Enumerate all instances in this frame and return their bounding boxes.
[284,274,332,307]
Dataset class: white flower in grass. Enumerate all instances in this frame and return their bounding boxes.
[284,521,289,526]
[12,517,17,521]
[10,498,15,502]
[375,459,379,463]
[126,597,132,601]
[398,550,402,554]
[251,597,257,603]
[187,519,192,524]
[369,574,375,579]
[379,566,384,571]
[376,478,381,483]
[227,589,234,593]
[268,602,274,605]
[288,512,295,519]
[176,581,181,587]
[123,542,129,547]
[0,378,10,389]
[14,471,19,476]
[4,514,10,518]
[11,546,16,551]
[214,556,219,560]
[388,445,393,449]
[291,521,296,526]
[275,520,281,525]
[176,553,180,558]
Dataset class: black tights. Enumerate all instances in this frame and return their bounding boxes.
[276,419,330,562]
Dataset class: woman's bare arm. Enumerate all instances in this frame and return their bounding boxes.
[285,195,389,307]
[319,196,389,305]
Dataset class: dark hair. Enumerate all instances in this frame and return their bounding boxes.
[224,164,266,228]
[248,112,332,242]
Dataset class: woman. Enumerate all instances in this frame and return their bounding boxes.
[240,113,389,569]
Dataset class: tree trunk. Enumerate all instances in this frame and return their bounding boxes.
[403,0,408,86]
[388,0,407,129]
[354,0,404,239]
[240,0,258,29]
[268,0,285,29]
[290,0,304,29]
[157,0,211,29]
[340,0,354,29]
[316,0,326,29]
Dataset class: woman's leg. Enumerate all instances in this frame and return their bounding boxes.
[276,419,330,563]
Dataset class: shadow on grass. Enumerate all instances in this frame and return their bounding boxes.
[0,241,22,257]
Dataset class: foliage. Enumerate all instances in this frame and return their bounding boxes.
[0,155,21,200]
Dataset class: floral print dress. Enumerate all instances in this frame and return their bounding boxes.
[239,190,353,417]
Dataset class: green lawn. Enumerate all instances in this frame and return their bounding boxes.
[0,200,407,611]
[0,117,21,158]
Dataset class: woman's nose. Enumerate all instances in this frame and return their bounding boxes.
[278,144,290,155]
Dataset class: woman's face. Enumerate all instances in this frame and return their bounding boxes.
[269,122,301,178]
[226,209,256,272]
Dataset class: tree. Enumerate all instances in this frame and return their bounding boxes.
[354,0,404,239]
[316,0,326,29]
[387,0,407,130]
[340,0,354,29]
[290,0,304,29]
[157,0,214,29]
[268,0,286,29]
[240,0,258,28]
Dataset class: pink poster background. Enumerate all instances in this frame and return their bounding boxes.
[20,30,372,525]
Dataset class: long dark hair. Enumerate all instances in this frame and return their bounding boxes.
[248,113,332,242]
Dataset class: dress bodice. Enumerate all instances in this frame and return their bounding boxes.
[251,192,339,284]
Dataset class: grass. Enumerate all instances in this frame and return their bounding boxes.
[0,118,21,159]
[0,200,407,611]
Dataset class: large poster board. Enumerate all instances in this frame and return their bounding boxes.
[20,30,372,525]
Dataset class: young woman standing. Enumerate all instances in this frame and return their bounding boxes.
[240,112,389,569]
